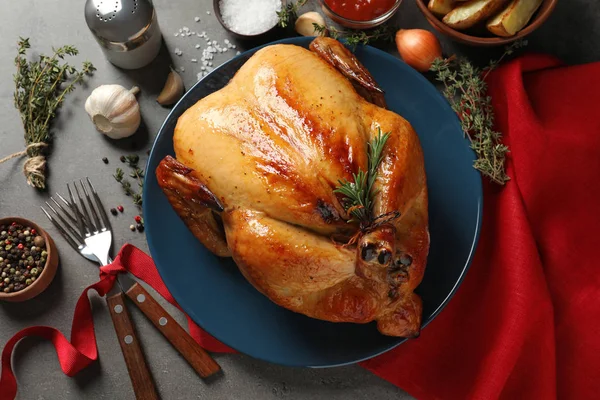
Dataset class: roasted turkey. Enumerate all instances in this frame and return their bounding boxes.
[156,37,430,337]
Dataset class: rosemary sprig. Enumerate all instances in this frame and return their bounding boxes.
[313,23,397,51]
[6,37,95,189]
[429,40,527,185]
[334,127,392,229]
[276,0,307,28]
[114,154,145,208]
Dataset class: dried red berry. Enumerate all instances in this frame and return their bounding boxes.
[31,229,36,235]
[5,241,10,245]
[134,215,142,223]
[11,222,16,226]
[17,244,23,250]
[117,205,124,213]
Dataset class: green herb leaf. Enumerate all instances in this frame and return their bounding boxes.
[429,39,527,185]
[334,127,393,229]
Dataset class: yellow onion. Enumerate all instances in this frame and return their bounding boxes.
[395,29,443,72]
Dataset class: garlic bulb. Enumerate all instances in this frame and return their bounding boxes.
[85,85,141,139]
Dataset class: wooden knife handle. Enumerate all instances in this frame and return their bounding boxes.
[107,291,160,400]
[125,282,221,378]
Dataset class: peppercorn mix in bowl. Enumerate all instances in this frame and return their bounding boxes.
[0,217,59,302]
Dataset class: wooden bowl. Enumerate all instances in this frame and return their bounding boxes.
[0,217,59,302]
[415,0,557,47]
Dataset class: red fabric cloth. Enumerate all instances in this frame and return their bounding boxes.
[1,54,599,400]
[360,54,600,399]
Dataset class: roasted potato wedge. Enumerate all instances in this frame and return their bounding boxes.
[443,0,510,30]
[487,0,543,36]
[428,0,456,16]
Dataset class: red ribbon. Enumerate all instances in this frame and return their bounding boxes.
[0,244,233,400]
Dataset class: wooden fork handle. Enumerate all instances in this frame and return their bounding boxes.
[125,282,221,378]
[107,292,160,400]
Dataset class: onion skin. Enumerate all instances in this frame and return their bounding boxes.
[395,29,443,73]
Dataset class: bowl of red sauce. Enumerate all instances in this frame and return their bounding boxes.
[319,0,402,29]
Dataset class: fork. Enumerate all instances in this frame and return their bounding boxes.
[41,178,221,399]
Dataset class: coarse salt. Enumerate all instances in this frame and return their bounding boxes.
[180,66,185,72]
[195,44,201,49]
[195,16,201,22]
[218,0,281,35]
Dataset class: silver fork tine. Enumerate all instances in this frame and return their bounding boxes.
[73,181,96,233]
[66,184,87,238]
[46,200,83,242]
[81,178,102,231]
[86,177,110,231]
[50,197,77,225]
[41,206,81,252]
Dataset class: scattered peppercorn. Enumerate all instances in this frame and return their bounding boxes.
[136,223,144,233]
[117,205,124,213]
[120,155,126,163]
[102,157,109,164]
[110,208,118,216]
[129,224,136,231]
[0,222,47,294]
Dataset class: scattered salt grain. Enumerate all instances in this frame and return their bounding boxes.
[180,66,185,72]
[197,72,203,80]
[218,0,281,35]
[195,44,201,49]
[174,48,183,56]
[191,58,198,63]
[201,66,206,71]
[224,39,230,44]
[236,51,241,55]
[195,16,201,22]
[206,11,211,15]
[174,32,179,37]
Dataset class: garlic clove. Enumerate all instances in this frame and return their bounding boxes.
[85,85,141,139]
[157,68,184,106]
[295,12,327,37]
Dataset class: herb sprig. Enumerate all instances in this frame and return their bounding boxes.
[430,40,527,185]
[334,128,394,229]
[276,0,307,28]
[114,154,144,208]
[313,23,397,50]
[4,37,95,189]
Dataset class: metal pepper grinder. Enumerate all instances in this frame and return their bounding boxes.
[84,0,162,69]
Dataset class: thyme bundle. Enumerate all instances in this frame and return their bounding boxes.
[0,37,95,189]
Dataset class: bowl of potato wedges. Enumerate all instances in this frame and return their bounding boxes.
[416,0,557,46]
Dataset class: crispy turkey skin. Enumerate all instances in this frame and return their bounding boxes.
[156,38,430,337]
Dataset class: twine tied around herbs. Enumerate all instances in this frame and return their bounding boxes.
[0,142,49,188]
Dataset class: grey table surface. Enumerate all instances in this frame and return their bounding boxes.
[0,0,597,399]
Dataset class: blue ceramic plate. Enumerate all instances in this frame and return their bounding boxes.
[144,37,482,368]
